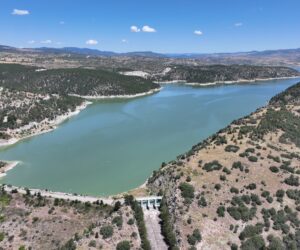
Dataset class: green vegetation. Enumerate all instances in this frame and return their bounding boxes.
[240,235,265,250]
[187,229,202,246]
[0,232,4,242]
[179,182,195,204]
[227,196,257,221]
[0,63,159,96]
[157,65,298,84]
[124,195,151,250]
[284,175,299,186]
[253,107,300,147]
[100,225,114,239]
[203,160,223,172]
[225,145,240,153]
[116,240,131,250]
[159,197,178,249]
[112,216,123,229]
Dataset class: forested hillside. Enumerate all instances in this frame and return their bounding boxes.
[154,65,299,83]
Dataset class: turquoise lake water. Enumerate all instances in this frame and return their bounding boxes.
[0,78,299,196]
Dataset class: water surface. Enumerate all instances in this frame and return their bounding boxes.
[0,78,299,196]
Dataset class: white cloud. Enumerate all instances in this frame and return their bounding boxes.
[194,30,203,36]
[27,40,35,44]
[234,22,243,27]
[59,21,65,25]
[86,39,98,45]
[142,25,156,33]
[121,39,128,43]
[41,40,52,44]
[130,26,140,32]
[12,9,30,15]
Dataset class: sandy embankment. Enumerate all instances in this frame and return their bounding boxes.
[185,76,300,86]
[69,87,162,100]
[2,184,116,205]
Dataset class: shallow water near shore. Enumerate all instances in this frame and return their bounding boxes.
[0,78,299,196]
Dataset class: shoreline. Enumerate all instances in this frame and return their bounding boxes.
[154,76,299,86]
[0,101,92,148]
[0,161,20,178]
[185,76,300,86]
[69,87,162,100]
[2,184,116,205]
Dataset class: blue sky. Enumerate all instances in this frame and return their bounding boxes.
[1,0,300,53]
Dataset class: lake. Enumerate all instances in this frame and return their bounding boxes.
[0,78,299,196]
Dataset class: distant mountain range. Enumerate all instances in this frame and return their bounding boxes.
[1,44,299,60]
[1,44,300,68]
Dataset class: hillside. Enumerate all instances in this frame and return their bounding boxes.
[153,65,299,83]
[146,81,300,249]
[0,64,158,96]
[0,64,159,141]
[0,188,141,249]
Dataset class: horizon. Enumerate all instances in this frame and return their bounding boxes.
[2,43,300,56]
[1,0,300,53]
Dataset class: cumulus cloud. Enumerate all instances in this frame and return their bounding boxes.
[86,39,98,45]
[130,25,140,32]
[142,25,156,33]
[41,40,52,44]
[12,9,30,15]
[27,40,35,44]
[234,22,243,27]
[194,30,203,36]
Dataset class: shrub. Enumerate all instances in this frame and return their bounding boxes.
[100,225,113,239]
[248,156,258,162]
[88,240,97,247]
[217,206,225,217]
[269,166,279,173]
[223,167,231,175]
[239,224,263,240]
[203,161,223,172]
[198,196,207,207]
[187,229,201,246]
[284,175,299,186]
[220,175,226,181]
[231,243,238,250]
[276,189,285,198]
[230,187,239,194]
[241,235,265,250]
[127,218,134,225]
[225,145,240,153]
[116,241,131,250]
[0,232,4,242]
[251,194,262,205]
[232,161,244,171]
[179,182,195,203]
[246,183,256,190]
[245,148,255,153]
[114,201,122,211]
[261,191,270,198]
[214,184,221,191]
[112,216,123,228]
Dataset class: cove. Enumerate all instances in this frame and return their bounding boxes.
[0,78,299,196]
